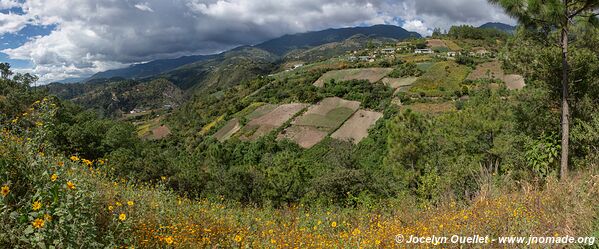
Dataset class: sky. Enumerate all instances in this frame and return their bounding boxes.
[0,0,515,84]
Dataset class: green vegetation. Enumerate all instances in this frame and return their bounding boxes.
[2,18,599,248]
[409,61,471,97]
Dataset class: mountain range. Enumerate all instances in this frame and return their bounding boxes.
[85,24,420,84]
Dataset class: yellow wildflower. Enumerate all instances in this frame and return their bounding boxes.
[234,235,242,243]
[127,201,134,206]
[352,228,361,236]
[32,218,45,228]
[50,174,58,182]
[32,201,42,211]
[57,161,64,167]
[165,236,174,245]
[0,185,9,197]
[66,181,76,190]
[161,176,167,181]
[70,156,79,162]
[119,213,127,221]
[331,221,337,228]
[82,159,92,166]
[108,205,114,211]
[116,201,122,206]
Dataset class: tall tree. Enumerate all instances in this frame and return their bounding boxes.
[489,0,599,179]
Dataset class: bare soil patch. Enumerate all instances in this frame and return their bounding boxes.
[151,125,171,140]
[503,74,525,90]
[427,39,447,48]
[331,110,383,144]
[466,61,505,81]
[278,126,328,149]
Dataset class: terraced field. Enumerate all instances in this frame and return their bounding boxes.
[467,61,525,90]
[279,97,360,148]
[382,77,418,93]
[409,61,470,97]
[238,103,309,141]
[213,118,241,142]
[331,110,383,144]
[313,68,393,87]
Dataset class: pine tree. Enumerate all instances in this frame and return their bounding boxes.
[489,0,599,179]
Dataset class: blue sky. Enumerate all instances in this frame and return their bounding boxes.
[0,24,53,68]
[0,0,513,84]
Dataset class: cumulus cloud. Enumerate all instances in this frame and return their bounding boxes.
[2,0,514,83]
[0,0,21,9]
[0,12,28,34]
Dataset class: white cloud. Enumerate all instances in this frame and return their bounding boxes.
[0,0,21,9]
[134,3,154,12]
[402,20,431,36]
[0,12,29,34]
[2,0,514,84]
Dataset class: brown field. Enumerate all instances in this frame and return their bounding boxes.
[239,103,309,140]
[466,61,505,81]
[280,97,360,148]
[467,61,526,90]
[504,74,526,90]
[213,118,241,142]
[382,77,418,89]
[427,39,447,48]
[401,102,457,114]
[331,110,383,144]
[278,126,328,149]
[313,68,393,87]
[150,125,171,140]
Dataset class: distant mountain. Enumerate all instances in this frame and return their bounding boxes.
[44,79,184,117]
[87,24,420,83]
[87,54,215,81]
[479,22,516,33]
[255,24,421,55]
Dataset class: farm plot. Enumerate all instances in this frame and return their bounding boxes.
[409,61,470,97]
[238,103,309,141]
[331,110,383,144]
[213,118,241,142]
[427,39,447,48]
[466,61,505,81]
[382,77,418,90]
[467,61,525,90]
[279,97,360,148]
[401,102,456,114]
[313,68,393,87]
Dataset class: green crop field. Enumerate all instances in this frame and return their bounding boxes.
[410,61,470,97]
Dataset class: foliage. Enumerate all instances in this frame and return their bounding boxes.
[448,25,510,40]
[388,62,423,78]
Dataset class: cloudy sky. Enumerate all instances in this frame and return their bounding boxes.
[0,0,514,84]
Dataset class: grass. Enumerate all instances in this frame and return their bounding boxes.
[410,61,471,97]
[295,107,356,129]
